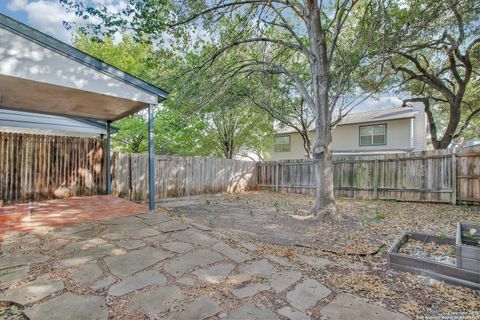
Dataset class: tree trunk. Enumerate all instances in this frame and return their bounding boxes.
[305,0,338,219]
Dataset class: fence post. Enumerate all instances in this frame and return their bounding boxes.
[451,152,457,205]
[373,159,379,200]
[275,163,279,192]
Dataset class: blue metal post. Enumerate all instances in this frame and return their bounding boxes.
[106,121,111,194]
[148,104,155,210]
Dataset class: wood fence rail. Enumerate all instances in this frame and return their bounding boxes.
[0,133,256,203]
[257,147,480,205]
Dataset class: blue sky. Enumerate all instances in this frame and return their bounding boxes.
[0,0,402,112]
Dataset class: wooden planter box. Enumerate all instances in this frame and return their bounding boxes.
[388,232,480,290]
[456,223,480,273]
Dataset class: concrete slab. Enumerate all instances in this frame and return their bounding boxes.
[24,292,107,320]
[161,242,194,254]
[172,229,219,247]
[277,306,311,320]
[0,274,64,305]
[91,275,116,291]
[320,294,409,320]
[70,261,103,284]
[270,270,302,293]
[129,285,183,315]
[105,247,173,277]
[163,249,224,277]
[108,270,166,296]
[0,266,29,290]
[212,242,250,263]
[286,279,331,312]
[168,295,222,320]
[0,251,50,269]
[193,263,235,284]
[225,304,279,320]
[158,220,188,233]
[117,240,146,250]
[230,283,270,299]
[240,259,274,278]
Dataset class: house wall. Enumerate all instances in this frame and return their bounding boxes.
[267,118,416,160]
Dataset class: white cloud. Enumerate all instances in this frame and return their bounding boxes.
[6,0,127,44]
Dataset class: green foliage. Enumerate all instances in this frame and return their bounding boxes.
[74,34,274,158]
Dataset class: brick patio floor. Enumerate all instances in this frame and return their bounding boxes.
[0,196,147,236]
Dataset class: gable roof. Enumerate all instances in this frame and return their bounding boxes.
[338,107,417,126]
[276,107,418,134]
[0,13,168,100]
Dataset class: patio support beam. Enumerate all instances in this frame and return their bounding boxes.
[148,104,155,210]
[106,120,111,195]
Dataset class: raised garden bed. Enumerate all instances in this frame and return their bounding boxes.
[388,232,480,290]
[456,222,480,273]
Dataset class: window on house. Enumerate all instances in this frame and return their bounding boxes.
[274,135,291,152]
[359,124,386,146]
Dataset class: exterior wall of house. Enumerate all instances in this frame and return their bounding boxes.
[267,118,421,160]
[0,28,157,104]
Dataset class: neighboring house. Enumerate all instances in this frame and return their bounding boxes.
[267,104,427,160]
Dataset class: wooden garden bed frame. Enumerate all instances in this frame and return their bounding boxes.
[388,232,480,290]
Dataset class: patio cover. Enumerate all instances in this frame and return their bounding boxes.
[0,13,167,210]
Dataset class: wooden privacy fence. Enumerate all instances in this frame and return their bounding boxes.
[111,153,257,201]
[0,132,256,203]
[0,132,106,203]
[257,147,480,204]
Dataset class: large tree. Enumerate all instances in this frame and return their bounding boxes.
[379,0,480,149]
[62,0,382,218]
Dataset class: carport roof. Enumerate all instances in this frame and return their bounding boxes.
[0,13,168,121]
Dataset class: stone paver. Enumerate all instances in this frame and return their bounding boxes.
[212,242,250,263]
[266,255,294,267]
[105,247,173,277]
[193,263,235,284]
[177,276,195,286]
[91,275,116,291]
[136,212,171,223]
[117,239,146,250]
[158,220,188,233]
[230,283,270,299]
[143,234,168,246]
[270,270,302,293]
[0,266,29,290]
[0,275,64,305]
[129,227,161,238]
[24,292,107,320]
[320,294,409,320]
[172,229,219,247]
[286,279,331,312]
[298,255,332,269]
[54,242,117,268]
[240,259,274,278]
[108,270,166,296]
[130,285,183,315]
[70,261,103,284]
[163,249,223,277]
[161,241,194,254]
[277,306,311,320]
[225,304,279,320]
[0,251,50,269]
[168,295,222,320]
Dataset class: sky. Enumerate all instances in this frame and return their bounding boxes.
[0,0,403,112]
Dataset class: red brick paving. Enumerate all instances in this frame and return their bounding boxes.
[0,195,148,237]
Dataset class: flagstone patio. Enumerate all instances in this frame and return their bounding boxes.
[0,198,410,320]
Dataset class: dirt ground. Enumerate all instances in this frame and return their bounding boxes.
[164,191,480,318]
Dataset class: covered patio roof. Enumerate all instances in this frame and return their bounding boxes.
[0,13,167,210]
[0,13,167,121]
